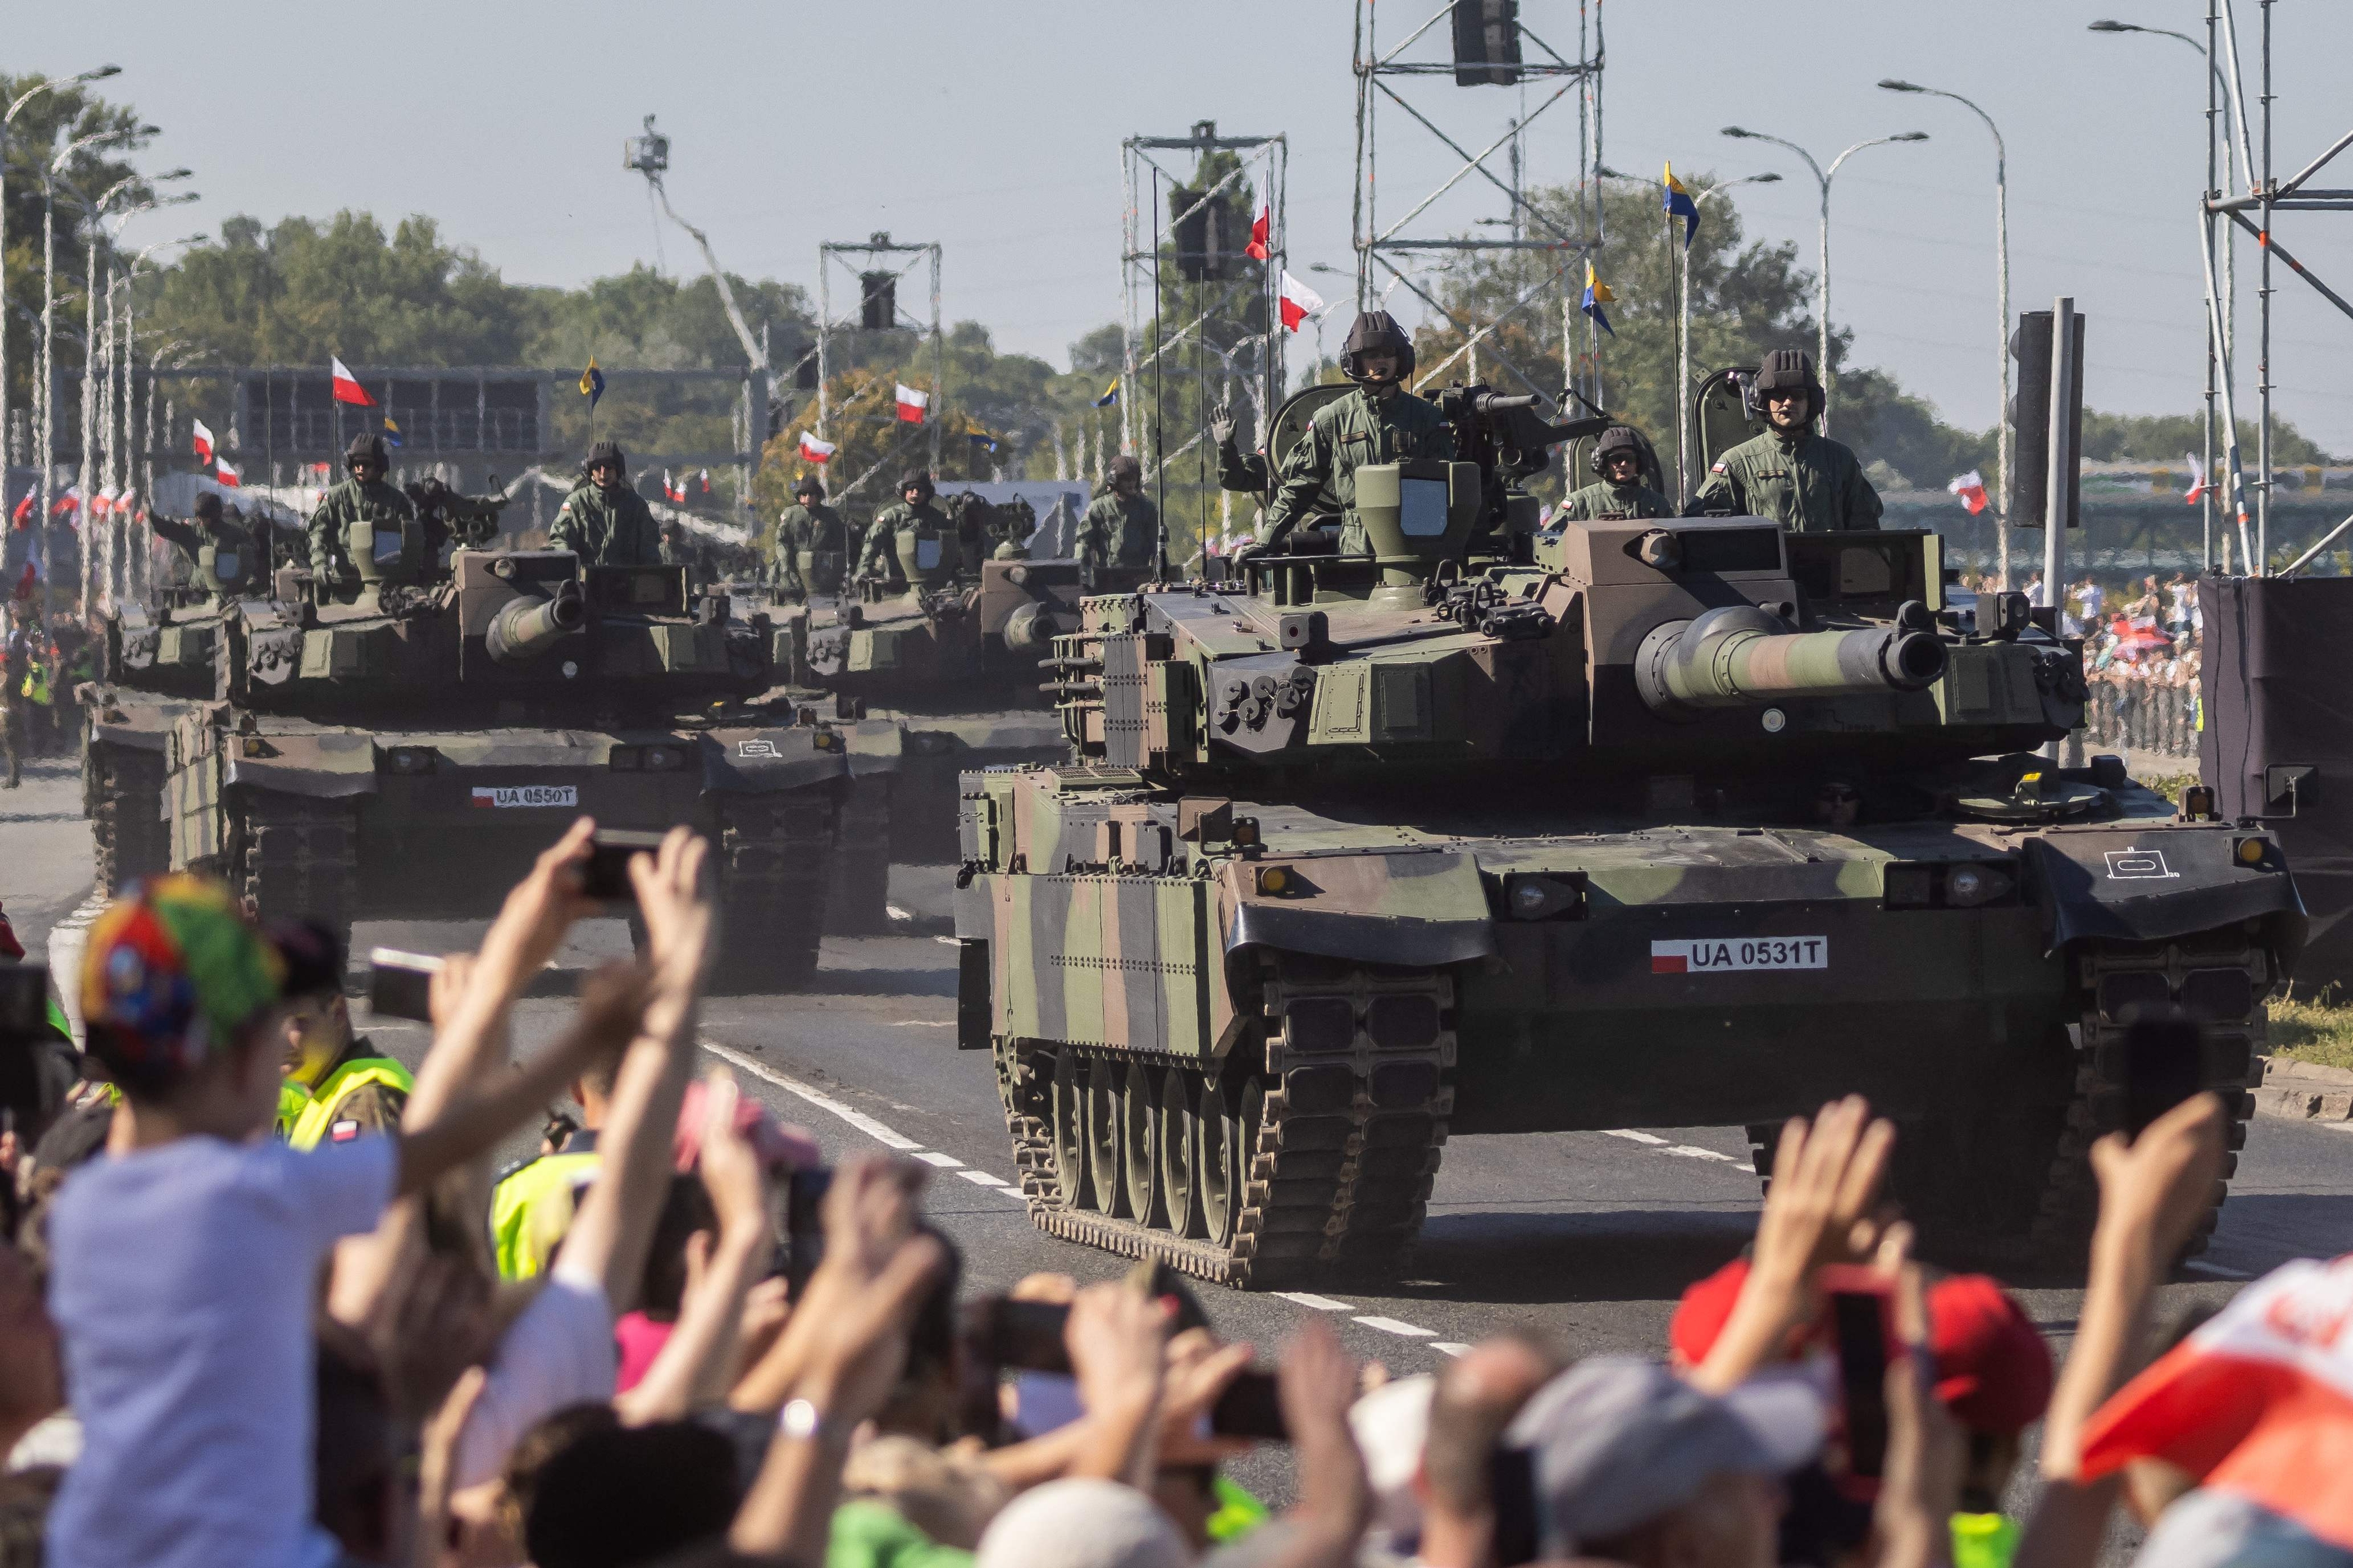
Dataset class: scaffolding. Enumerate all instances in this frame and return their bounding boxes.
[2204,0,2353,578]
[815,232,943,502]
[1350,1,1604,408]
[1119,121,1289,561]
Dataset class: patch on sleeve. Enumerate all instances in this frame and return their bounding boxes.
[330,1120,361,1143]
[1710,462,1728,474]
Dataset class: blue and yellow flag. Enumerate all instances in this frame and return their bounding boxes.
[967,431,1001,453]
[1664,162,1701,251]
[1581,262,1616,338]
[579,356,605,409]
[1094,381,1119,408]
[381,414,404,449]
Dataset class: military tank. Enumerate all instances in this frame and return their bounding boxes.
[774,488,1081,930]
[953,382,2304,1286]
[83,479,862,991]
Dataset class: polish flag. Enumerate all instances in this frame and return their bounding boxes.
[2081,1255,2353,1550]
[215,459,242,488]
[662,470,686,505]
[94,486,119,518]
[50,488,79,516]
[1245,205,1271,262]
[12,561,34,600]
[894,383,929,423]
[2185,452,2212,506]
[329,355,375,407]
[1278,271,1324,333]
[9,493,32,530]
[1947,471,1989,516]
[797,431,836,464]
[191,417,216,465]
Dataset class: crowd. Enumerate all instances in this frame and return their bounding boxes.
[0,822,2347,1568]
[1964,571,2204,759]
[0,606,92,789]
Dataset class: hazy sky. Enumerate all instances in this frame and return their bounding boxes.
[15,1,2353,453]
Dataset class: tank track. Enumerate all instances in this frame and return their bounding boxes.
[826,777,894,936]
[232,789,358,952]
[996,954,1455,1288]
[1742,932,2268,1270]
[88,743,171,897]
[710,788,836,993]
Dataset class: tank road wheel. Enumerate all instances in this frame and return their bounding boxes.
[1049,1048,1092,1209]
[709,789,834,994]
[229,788,357,957]
[1156,1065,1199,1239]
[1083,1056,1128,1217]
[89,743,170,897]
[1120,1060,1165,1227]
[825,778,894,936]
[1195,1074,1244,1249]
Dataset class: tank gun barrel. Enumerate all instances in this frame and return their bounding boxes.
[1636,605,1947,715]
[484,581,587,665]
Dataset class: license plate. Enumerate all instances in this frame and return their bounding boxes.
[1651,937,1827,974]
[469,785,579,810]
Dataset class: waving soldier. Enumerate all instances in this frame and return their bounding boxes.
[1258,311,1455,556]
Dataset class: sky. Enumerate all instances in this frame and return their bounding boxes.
[15,0,2353,453]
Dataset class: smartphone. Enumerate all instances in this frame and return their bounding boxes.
[581,829,669,902]
[0,963,50,1037]
[982,1299,1076,1374]
[782,1167,834,1297]
[366,948,444,1023]
[1208,1369,1287,1440]
[2123,1013,2205,1137]
[1819,1270,1896,1483]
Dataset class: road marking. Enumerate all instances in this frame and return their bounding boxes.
[1274,1292,1355,1312]
[699,1039,921,1151]
[957,1170,1011,1187]
[1354,1316,1437,1338]
[1605,1129,1669,1145]
[914,1150,964,1168]
[887,905,914,922]
[932,935,961,946]
[2183,1260,2252,1281]
[1433,1343,1471,1357]
[891,1020,957,1027]
[1664,1145,1740,1163]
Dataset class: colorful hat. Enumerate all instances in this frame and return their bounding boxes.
[81,875,286,1086]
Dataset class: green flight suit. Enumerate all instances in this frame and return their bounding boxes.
[1557,479,1675,522]
[1261,386,1456,555]
[1690,429,1883,532]
[1216,433,1269,495]
[151,513,262,596]
[857,499,954,583]
[550,480,664,566]
[306,477,418,588]
[1076,489,1159,575]
[775,502,851,598]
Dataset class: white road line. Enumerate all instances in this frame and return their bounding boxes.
[1354,1316,1437,1338]
[1274,1292,1355,1312]
[2183,1259,2252,1281]
[886,905,914,922]
[957,1170,1012,1187]
[891,1020,957,1027]
[1664,1145,1740,1163]
[932,935,961,946]
[1605,1129,1669,1146]
[1432,1343,1471,1357]
[914,1150,965,1168]
[699,1039,922,1151]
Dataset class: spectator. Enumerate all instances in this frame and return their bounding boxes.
[491,1053,616,1280]
[1410,1333,1564,1568]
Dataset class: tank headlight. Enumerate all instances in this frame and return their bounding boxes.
[1256,865,1292,895]
[2235,836,2274,868]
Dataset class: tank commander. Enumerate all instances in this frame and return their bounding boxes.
[774,475,850,599]
[1076,453,1159,578]
[856,470,951,586]
[551,439,664,566]
[306,433,418,590]
[1556,426,1675,522]
[151,491,261,597]
[1258,310,1455,556]
[1689,349,1882,532]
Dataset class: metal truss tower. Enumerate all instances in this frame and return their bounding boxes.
[816,232,944,503]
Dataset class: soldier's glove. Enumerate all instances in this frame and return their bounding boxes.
[1209,401,1238,448]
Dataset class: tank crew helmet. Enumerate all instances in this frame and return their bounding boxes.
[345,432,389,471]
[1106,453,1143,489]
[584,439,626,478]
[793,475,826,502]
[1339,309,1416,389]
[1591,425,1645,478]
[898,469,934,501]
[1751,349,1824,424]
[192,492,223,521]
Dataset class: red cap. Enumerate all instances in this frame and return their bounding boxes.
[0,908,24,963]
[1928,1275,2052,1435]
[1669,1257,1752,1366]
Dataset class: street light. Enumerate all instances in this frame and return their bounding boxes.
[1721,125,1929,436]
[1,65,119,493]
[1880,79,2012,586]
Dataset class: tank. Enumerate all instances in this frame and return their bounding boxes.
[772,489,1085,930]
[953,382,2306,1287]
[82,481,870,991]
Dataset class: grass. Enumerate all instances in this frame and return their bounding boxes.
[2138,771,2198,805]
[2268,989,2353,1073]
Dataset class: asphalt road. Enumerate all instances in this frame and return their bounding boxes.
[14,758,2353,1522]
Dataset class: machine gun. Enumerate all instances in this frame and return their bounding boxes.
[405,475,512,563]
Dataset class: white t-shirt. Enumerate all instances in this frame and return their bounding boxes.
[450,1260,617,1490]
[45,1133,398,1568]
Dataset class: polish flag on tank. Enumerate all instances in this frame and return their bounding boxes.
[2081,1255,2353,1551]
[1278,271,1323,333]
[191,417,216,465]
[894,383,929,423]
[1245,205,1271,261]
[2185,452,2212,506]
[214,459,241,488]
[329,355,375,407]
[1947,471,1988,516]
[797,431,835,464]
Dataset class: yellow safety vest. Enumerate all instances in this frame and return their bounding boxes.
[1952,1513,2021,1568]
[287,1056,416,1150]
[276,1080,312,1140]
[490,1147,601,1280]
